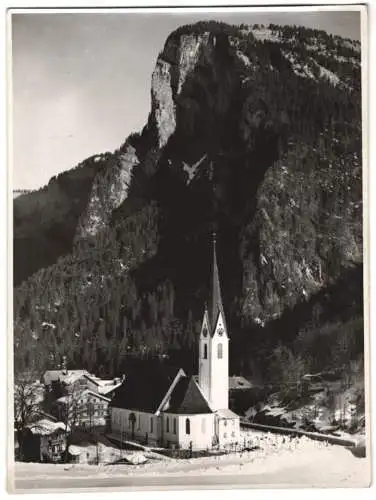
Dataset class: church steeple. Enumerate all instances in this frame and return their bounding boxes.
[198,231,229,411]
[208,232,226,335]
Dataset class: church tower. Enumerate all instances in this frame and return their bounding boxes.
[198,233,229,411]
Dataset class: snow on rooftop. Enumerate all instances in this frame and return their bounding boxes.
[99,382,123,395]
[43,370,89,385]
[96,379,115,386]
[68,445,82,456]
[27,419,66,436]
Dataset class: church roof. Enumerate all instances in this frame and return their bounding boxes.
[109,364,184,414]
[164,376,212,414]
[207,232,227,335]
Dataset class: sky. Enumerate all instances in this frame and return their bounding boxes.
[11,8,361,190]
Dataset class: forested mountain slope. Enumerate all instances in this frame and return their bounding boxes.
[14,22,363,387]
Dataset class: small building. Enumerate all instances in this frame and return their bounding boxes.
[53,389,111,431]
[68,445,82,464]
[229,376,252,391]
[110,234,241,451]
[23,419,67,463]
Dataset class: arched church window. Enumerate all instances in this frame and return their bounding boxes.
[203,344,207,359]
[166,416,170,433]
[173,418,177,434]
[185,418,191,435]
[217,343,223,359]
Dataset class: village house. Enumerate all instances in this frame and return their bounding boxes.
[43,369,123,399]
[109,234,240,451]
[52,389,111,431]
[43,367,123,430]
[22,419,67,463]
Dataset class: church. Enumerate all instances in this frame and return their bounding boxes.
[109,234,240,450]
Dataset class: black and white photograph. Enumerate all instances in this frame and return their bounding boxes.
[7,3,370,492]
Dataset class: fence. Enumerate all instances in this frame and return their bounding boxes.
[240,420,357,447]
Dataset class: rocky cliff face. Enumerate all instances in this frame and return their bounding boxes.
[75,146,139,240]
[142,23,362,327]
[14,22,363,376]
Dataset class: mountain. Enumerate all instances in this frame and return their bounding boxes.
[14,22,363,391]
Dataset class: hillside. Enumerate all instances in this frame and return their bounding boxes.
[13,22,363,406]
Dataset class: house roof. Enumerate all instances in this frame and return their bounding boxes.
[99,382,123,396]
[193,375,251,390]
[228,376,252,390]
[68,445,82,456]
[43,370,89,386]
[83,373,102,386]
[27,419,67,436]
[164,376,212,415]
[215,408,239,419]
[110,364,184,413]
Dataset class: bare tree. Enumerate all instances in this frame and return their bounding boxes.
[271,345,307,397]
[14,371,42,460]
[53,381,85,461]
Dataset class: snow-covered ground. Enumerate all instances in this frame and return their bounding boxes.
[11,430,370,491]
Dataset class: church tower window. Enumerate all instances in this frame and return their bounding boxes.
[203,344,207,359]
[185,418,191,435]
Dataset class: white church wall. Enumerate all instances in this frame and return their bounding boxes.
[159,413,179,448]
[209,314,229,410]
[217,418,241,447]
[110,408,160,445]
[175,413,215,450]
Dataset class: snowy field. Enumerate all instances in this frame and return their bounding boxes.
[10,430,370,491]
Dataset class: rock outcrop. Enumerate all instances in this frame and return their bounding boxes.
[75,146,139,240]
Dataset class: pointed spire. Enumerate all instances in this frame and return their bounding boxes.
[209,231,226,334]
